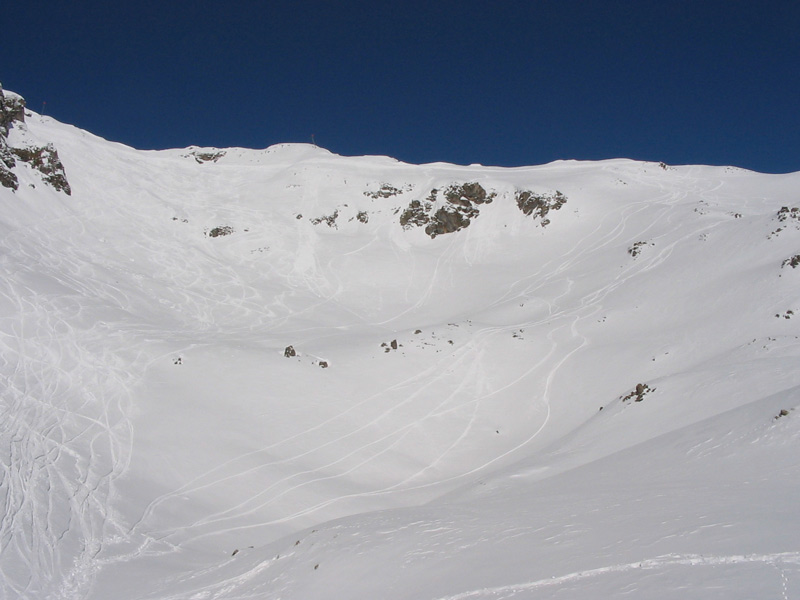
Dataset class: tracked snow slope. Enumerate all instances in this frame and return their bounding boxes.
[0,97,799,599]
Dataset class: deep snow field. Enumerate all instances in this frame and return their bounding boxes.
[1,92,799,599]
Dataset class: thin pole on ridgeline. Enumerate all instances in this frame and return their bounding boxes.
[41,101,46,115]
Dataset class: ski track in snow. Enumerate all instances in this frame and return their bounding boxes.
[0,272,140,598]
[118,171,726,553]
[3,113,798,599]
[432,551,800,599]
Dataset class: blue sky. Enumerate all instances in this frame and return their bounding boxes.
[4,1,799,172]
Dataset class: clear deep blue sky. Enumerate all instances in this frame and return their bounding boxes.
[4,1,799,172]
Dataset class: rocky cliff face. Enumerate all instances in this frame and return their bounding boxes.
[0,85,71,195]
[0,84,24,190]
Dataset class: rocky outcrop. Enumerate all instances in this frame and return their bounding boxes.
[190,150,225,163]
[0,84,24,191]
[363,183,412,199]
[9,144,72,195]
[207,225,234,237]
[400,182,496,238]
[400,183,567,238]
[0,147,16,191]
[0,88,25,126]
[515,190,567,226]
[620,383,655,403]
[782,255,800,269]
[0,86,71,195]
[628,240,654,258]
[310,210,339,228]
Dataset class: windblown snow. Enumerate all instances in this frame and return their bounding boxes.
[1,88,799,599]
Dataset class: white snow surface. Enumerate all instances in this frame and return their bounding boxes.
[1,106,799,599]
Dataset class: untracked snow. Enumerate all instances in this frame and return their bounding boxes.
[1,93,799,599]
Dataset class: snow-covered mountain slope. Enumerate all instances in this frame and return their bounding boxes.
[1,88,799,599]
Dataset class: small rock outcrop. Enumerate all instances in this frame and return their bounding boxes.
[782,255,800,270]
[628,240,654,258]
[191,150,225,163]
[363,183,412,199]
[9,144,72,195]
[207,226,234,238]
[310,210,339,228]
[515,190,567,226]
[620,383,655,403]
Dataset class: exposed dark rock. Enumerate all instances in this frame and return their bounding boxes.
[363,183,412,198]
[284,345,296,358]
[620,383,654,403]
[777,207,800,223]
[515,190,567,225]
[9,144,71,195]
[628,241,653,258]
[0,85,23,191]
[0,85,25,130]
[400,199,432,228]
[399,183,496,238]
[424,205,477,238]
[356,211,369,224]
[782,255,800,269]
[318,361,328,368]
[390,339,398,350]
[444,182,494,207]
[310,210,339,228]
[1,88,71,195]
[191,150,225,163]
[208,226,234,237]
[0,152,16,191]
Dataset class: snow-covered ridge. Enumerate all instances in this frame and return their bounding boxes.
[1,88,799,599]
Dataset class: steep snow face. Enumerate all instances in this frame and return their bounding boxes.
[1,94,799,599]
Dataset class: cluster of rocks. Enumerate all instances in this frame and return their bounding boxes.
[284,345,327,368]
[381,339,400,352]
[207,226,234,238]
[777,206,800,223]
[620,383,655,403]
[190,150,226,163]
[628,240,654,258]
[400,182,496,238]
[399,182,567,238]
[363,183,412,199]
[310,210,339,228]
[782,255,800,270]
[515,190,567,226]
[769,207,800,238]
